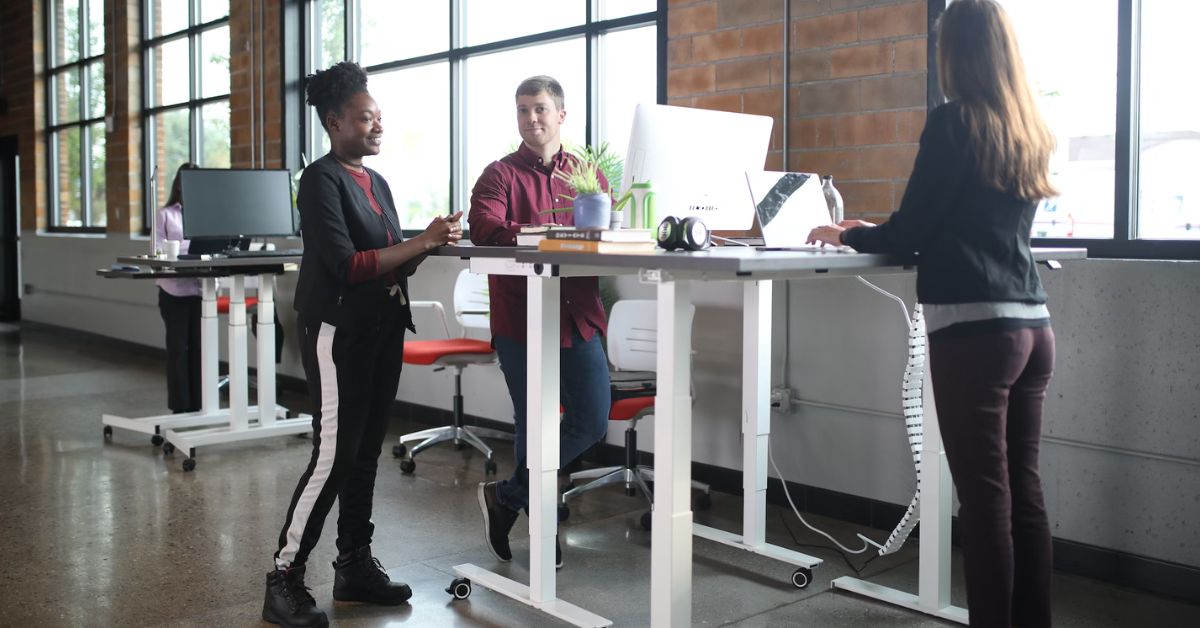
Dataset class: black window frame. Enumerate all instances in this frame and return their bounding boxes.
[929,0,1200,260]
[296,0,668,238]
[44,0,108,234]
[140,0,232,235]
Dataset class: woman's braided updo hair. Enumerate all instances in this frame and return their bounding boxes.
[306,61,369,131]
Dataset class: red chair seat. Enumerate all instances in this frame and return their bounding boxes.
[404,338,495,366]
[610,396,655,421]
[216,296,258,314]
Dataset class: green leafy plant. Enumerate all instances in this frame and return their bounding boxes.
[540,158,608,214]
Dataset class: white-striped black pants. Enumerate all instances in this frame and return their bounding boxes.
[274,306,406,569]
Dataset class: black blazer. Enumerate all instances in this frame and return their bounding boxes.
[842,102,1047,305]
[293,154,414,332]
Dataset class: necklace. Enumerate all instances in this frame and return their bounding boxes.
[330,151,364,172]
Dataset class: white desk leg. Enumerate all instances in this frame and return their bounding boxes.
[256,275,277,427]
[918,369,954,610]
[652,279,694,628]
[228,276,249,431]
[201,278,220,414]
[743,280,772,547]
[528,275,561,604]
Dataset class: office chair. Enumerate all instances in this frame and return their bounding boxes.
[392,268,511,474]
[558,300,711,530]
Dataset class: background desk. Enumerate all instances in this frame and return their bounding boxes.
[98,255,309,471]
[433,244,1084,627]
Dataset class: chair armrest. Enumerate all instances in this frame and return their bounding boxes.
[409,301,452,339]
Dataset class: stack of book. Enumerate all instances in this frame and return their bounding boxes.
[524,226,656,253]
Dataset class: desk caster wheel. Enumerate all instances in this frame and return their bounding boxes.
[694,493,712,510]
[163,442,176,455]
[640,512,652,530]
[103,426,113,438]
[392,444,407,458]
[446,577,472,600]
[400,458,416,474]
[151,434,164,447]
[485,459,498,475]
[791,567,811,589]
[558,503,570,522]
[182,458,196,472]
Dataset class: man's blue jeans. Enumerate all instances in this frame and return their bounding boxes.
[493,325,611,514]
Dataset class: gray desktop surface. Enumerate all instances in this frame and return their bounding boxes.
[423,243,539,259]
[514,247,1085,273]
[116,255,303,269]
[426,245,1085,273]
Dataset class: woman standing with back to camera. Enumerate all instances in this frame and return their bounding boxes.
[263,61,462,628]
[809,1,1058,626]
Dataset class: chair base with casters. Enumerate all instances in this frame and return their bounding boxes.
[392,353,512,475]
[558,411,711,530]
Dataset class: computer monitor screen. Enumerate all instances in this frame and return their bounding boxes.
[619,104,773,230]
[180,168,296,239]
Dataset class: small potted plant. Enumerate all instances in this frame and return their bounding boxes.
[547,158,611,228]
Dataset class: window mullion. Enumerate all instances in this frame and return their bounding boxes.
[450,0,465,216]
[81,124,92,226]
[1113,0,1137,242]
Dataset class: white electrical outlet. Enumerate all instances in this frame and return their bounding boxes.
[770,387,792,413]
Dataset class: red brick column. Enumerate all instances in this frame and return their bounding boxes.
[230,0,282,170]
[106,0,143,232]
[0,0,48,231]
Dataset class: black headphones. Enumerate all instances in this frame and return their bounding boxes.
[657,216,711,251]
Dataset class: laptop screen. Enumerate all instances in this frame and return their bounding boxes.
[745,172,834,249]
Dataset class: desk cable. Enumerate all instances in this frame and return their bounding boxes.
[771,276,926,560]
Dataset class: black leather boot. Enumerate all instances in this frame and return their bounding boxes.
[332,546,413,605]
[262,565,328,628]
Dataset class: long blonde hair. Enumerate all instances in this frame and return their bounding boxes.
[937,0,1058,201]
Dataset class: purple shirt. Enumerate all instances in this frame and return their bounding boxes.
[468,143,610,347]
[155,203,202,297]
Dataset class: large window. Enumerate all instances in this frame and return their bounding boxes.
[944,0,1200,258]
[304,0,662,231]
[46,0,107,231]
[142,0,231,219]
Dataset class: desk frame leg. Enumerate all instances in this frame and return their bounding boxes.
[256,275,278,427]
[228,276,249,432]
[831,348,968,624]
[449,274,610,628]
[202,277,220,414]
[743,280,771,548]
[528,274,561,604]
[652,278,694,628]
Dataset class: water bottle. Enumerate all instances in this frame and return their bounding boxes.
[629,182,657,229]
[821,175,844,225]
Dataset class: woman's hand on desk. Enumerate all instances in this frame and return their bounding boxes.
[807,225,847,247]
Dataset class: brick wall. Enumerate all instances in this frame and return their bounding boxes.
[0,0,46,231]
[668,0,929,223]
[105,0,142,233]
[230,0,283,170]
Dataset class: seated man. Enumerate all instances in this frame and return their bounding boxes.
[469,75,612,570]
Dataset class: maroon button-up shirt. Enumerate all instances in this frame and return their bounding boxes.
[469,143,610,347]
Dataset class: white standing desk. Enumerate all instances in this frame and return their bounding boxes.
[431,244,1085,627]
[98,255,312,471]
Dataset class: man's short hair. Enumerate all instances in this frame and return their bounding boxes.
[515,75,565,111]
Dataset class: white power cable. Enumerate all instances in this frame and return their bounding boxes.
[771,274,921,557]
[768,434,877,554]
[855,276,911,330]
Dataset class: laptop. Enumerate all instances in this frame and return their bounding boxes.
[744,171,851,252]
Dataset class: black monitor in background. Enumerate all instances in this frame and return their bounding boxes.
[180,168,296,240]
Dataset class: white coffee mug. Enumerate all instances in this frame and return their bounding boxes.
[164,240,181,261]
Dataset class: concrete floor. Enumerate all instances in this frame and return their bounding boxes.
[2,323,1198,628]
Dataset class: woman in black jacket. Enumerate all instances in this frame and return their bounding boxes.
[264,61,462,628]
[809,2,1058,626]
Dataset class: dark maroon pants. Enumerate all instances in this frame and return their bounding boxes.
[930,326,1056,628]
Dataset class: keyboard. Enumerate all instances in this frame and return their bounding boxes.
[225,249,304,258]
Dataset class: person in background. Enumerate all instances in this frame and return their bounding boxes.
[264,61,463,628]
[155,162,201,414]
[469,75,611,570]
[808,1,1057,626]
